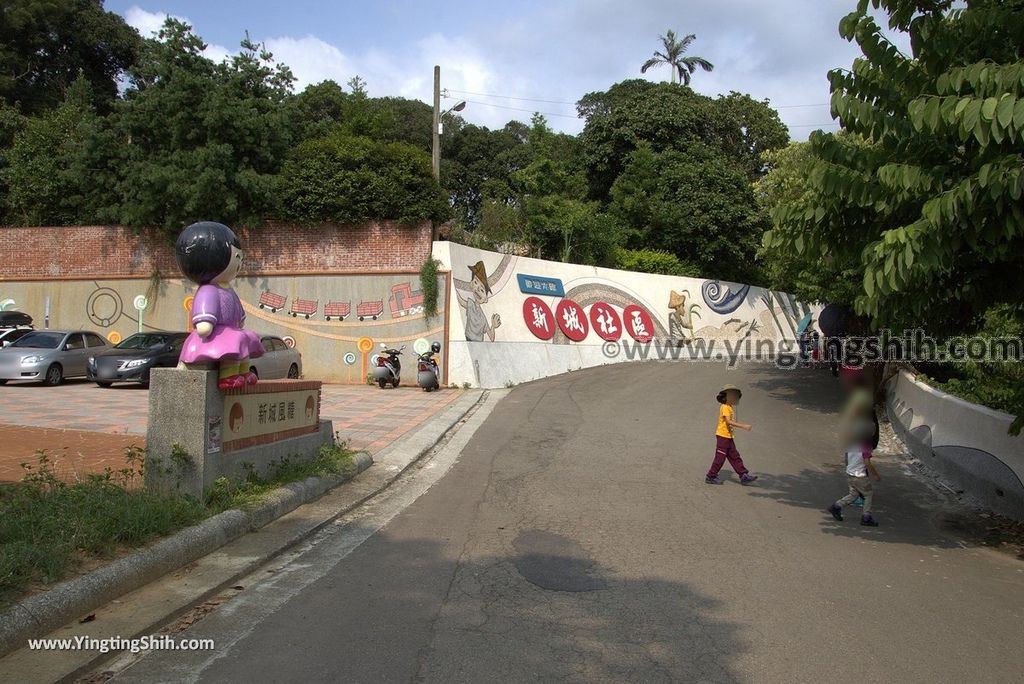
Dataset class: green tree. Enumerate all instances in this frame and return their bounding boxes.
[762,0,1024,331]
[111,19,295,232]
[277,133,447,225]
[576,80,735,199]
[755,141,862,304]
[2,75,101,225]
[610,144,762,282]
[640,30,714,86]
[761,0,1024,431]
[715,92,791,180]
[443,121,531,228]
[0,0,142,114]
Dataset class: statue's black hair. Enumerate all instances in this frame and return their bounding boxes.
[175,222,241,285]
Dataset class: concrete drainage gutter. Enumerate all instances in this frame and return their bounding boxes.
[0,452,373,658]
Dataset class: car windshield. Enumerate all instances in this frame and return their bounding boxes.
[116,334,174,350]
[10,332,64,349]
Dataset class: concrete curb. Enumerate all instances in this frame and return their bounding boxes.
[0,451,373,658]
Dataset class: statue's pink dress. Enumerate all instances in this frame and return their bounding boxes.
[180,284,263,363]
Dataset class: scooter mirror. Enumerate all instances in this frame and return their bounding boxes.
[379,343,387,349]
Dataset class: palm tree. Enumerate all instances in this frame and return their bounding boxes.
[641,30,714,86]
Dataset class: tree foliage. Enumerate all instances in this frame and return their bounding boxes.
[612,248,700,277]
[763,0,1024,332]
[0,0,141,114]
[278,133,447,225]
[610,144,764,282]
[640,30,714,86]
[107,21,296,231]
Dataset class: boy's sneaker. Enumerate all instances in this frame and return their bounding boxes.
[739,474,758,485]
[704,475,723,485]
[860,515,879,527]
[827,503,843,521]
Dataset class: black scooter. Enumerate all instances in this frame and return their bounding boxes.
[373,344,404,389]
[416,341,442,391]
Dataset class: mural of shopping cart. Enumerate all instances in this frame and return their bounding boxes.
[356,300,384,321]
[258,290,287,313]
[324,301,351,321]
[289,298,319,319]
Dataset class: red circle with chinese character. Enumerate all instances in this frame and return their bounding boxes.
[622,304,655,342]
[522,297,555,340]
[556,299,589,342]
[588,302,622,341]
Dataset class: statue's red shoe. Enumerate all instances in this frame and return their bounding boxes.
[217,374,247,391]
[244,371,258,385]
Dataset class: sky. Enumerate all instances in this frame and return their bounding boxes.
[106,0,913,139]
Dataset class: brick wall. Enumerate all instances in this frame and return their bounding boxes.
[0,221,433,280]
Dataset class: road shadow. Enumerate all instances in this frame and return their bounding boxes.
[750,460,972,550]
[175,532,746,684]
[741,364,845,415]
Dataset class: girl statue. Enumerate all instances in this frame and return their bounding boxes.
[175,222,264,391]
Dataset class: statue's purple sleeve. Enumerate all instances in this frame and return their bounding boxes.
[191,285,220,327]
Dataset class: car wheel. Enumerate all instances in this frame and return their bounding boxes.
[287,364,299,379]
[96,381,113,388]
[44,364,63,386]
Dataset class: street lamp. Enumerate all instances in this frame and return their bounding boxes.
[432,65,468,181]
[438,100,466,136]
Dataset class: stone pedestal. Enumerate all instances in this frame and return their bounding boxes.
[145,368,333,499]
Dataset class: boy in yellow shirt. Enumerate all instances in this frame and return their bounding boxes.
[705,384,757,485]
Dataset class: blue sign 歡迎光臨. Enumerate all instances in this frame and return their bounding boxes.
[516,274,565,297]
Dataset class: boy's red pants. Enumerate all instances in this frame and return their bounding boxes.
[707,436,749,477]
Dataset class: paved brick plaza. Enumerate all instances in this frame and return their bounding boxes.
[0,381,463,483]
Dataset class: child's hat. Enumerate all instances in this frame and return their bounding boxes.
[717,384,742,403]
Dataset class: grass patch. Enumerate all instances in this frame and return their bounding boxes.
[204,443,357,513]
[0,441,358,607]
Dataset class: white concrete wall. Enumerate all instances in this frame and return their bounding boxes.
[433,242,816,388]
[887,369,1024,520]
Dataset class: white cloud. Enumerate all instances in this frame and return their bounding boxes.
[123,5,232,64]
[123,6,173,38]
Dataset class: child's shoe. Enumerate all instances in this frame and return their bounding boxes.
[739,473,759,485]
[828,503,844,521]
[860,514,879,527]
[244,371,258,385]
[852,495,865,507]
[704,475,723,485]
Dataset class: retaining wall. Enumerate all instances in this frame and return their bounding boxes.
[886,368,1024,521]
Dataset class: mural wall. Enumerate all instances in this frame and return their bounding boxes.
[0,272,449,384]
[434,241,815,388]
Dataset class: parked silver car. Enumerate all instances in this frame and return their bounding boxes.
[0,330,111,385]
[0,327,33,348]
[249,336,302,380]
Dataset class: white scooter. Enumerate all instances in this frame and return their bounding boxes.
[373,343,404,389]
[416,341,442,391]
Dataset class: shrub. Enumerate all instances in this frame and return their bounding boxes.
[612,247,700,277]
[278,133,448,225]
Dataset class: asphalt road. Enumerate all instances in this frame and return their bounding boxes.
[110,362,1024,683]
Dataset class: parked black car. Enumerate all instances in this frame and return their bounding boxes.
[0,311,33,328]
[87,332,188,387]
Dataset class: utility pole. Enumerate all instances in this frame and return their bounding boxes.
[431,65,441,181]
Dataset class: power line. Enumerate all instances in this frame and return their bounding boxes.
[448,87,831,111]
[446,96,581,120]
[446,89,578,106]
